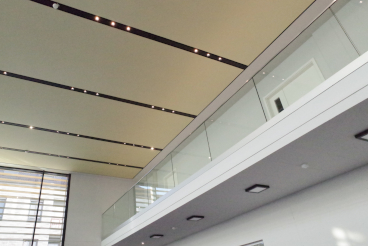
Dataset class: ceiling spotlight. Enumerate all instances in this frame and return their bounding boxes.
[77,134,79,136]
[187,215,204,221]
[29,126,33,129]
[1,121,3,124]
[124,143,126,144]
[150,234,164,239]
[67,133,69,135]
[360,0,363,3]
[194,49,198,53]
[162,108,165,111]
[171,227,177,230]
[126,26,131,31]
[57,131,59,133]
[151,147,154,150]
[84,90,87,93]
[71,87,74,90]
[95,16,100,21]
[111,21,115,26]
[152,106,154,108]
[52,3,59,9]
[272,75,275,77]
[262,72,266,74]
[218,57,222,61]
[141,243,144,245]
[3,72,7,75]
[245,184,270,193]
[96,93,99,96]
[172,111,175,113]
[207,53,210,57]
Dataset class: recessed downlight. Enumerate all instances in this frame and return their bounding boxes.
[150,234,164,239]
[245,184,270,193]
[187,215,204,221]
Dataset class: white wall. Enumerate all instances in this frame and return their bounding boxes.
[167,164,368,246]
[64,172,134,246]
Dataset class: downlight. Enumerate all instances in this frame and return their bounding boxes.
[187,215,204,221]
[150,234,164,239]
[245,184,270,193]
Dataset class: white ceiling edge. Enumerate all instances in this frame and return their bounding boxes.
[131,0,335,184]
[101,28,368,246]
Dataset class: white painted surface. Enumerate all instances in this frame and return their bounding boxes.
[167,164,368,246]
[65,173,134,246]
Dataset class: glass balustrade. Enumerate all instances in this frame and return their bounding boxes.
[102,0,368,239]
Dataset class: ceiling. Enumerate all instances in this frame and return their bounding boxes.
[113,87,368,246]
[0,0,314,178]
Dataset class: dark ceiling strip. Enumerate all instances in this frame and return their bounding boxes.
[1,70,196,118]
[0,146,143,170]
[29,0,247,70]
[0,120,163,151]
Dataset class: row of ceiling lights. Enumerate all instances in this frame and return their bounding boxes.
[1,70,196,118]
[50,2,232,66]
[0,120,161,151]
[140,184,270,244]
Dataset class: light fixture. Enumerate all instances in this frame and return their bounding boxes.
[150,234,164,239]
[67,133,69,135]
[96,93,99,96]
[245,184,270,193]
[194,49,198,53]
[111,21,115,26]
[71,87,74,90]
[355,129,368,142]
[152,106,154,108]
[171,227,177,230]
[84,90,87,93]
[162,108,165,111]
[141,242,144,245]
[207,53,210,57]
[272,75,275,77]
[126,26,131,31]
[262,72,266,74]
[151,147,154,150]
[218,57,222,61]
[172,111,175,113]
[360,0,363,3]
[95,16,100,21]
[52,3,59,9]
[77,134,79,136]
[187,215,204,221]
[3,72,7,75]
[29,126,33,129]
[1,122,3,124]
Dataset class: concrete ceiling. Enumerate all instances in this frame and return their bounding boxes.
[113,96,368,245]
[0,0,314,178]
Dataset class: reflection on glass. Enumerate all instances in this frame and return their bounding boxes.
[253,8,359,119]
[171,124,212,185]
[205,79,266,159]
[331,0,368,55]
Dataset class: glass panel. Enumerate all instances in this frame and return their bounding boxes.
[253,8,359,120]
[331,0,368,55]
[34,173,69,246]
[171,124,212,185]
[134,177,149,213]
[114,189,135,227]
[205,79,266,159]
[145,155,175,204]
[101,205,116,240]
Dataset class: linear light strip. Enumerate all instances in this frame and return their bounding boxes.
[29,0,247,70]
[0,70,196,118]
[0,120,162,151]
[0,146,144,170]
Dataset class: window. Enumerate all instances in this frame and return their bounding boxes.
[0,198,6,220]
[0,167,70,246]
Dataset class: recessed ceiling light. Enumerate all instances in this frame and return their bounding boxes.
[141,242,144,245]
[84,90,87,93]
[126,26,131,31]
[187,215,204,221]
[71,87,74,90]
[355,129,368,142]
[95,16,100,21]
[301,163,309,169]
[262,72,266,74]
[150,234,164,239]
[52,3,59,9]
[29,126,33,129]
[3,72,7,75]
[245,184,270,193]
[151,147,154,150]
[171,227,177,230]
[207,53,210,57]
[111,21,115,26]
[218,57,222,61]
[194,49,198,53]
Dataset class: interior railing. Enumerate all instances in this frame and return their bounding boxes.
[102,0,368,239]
